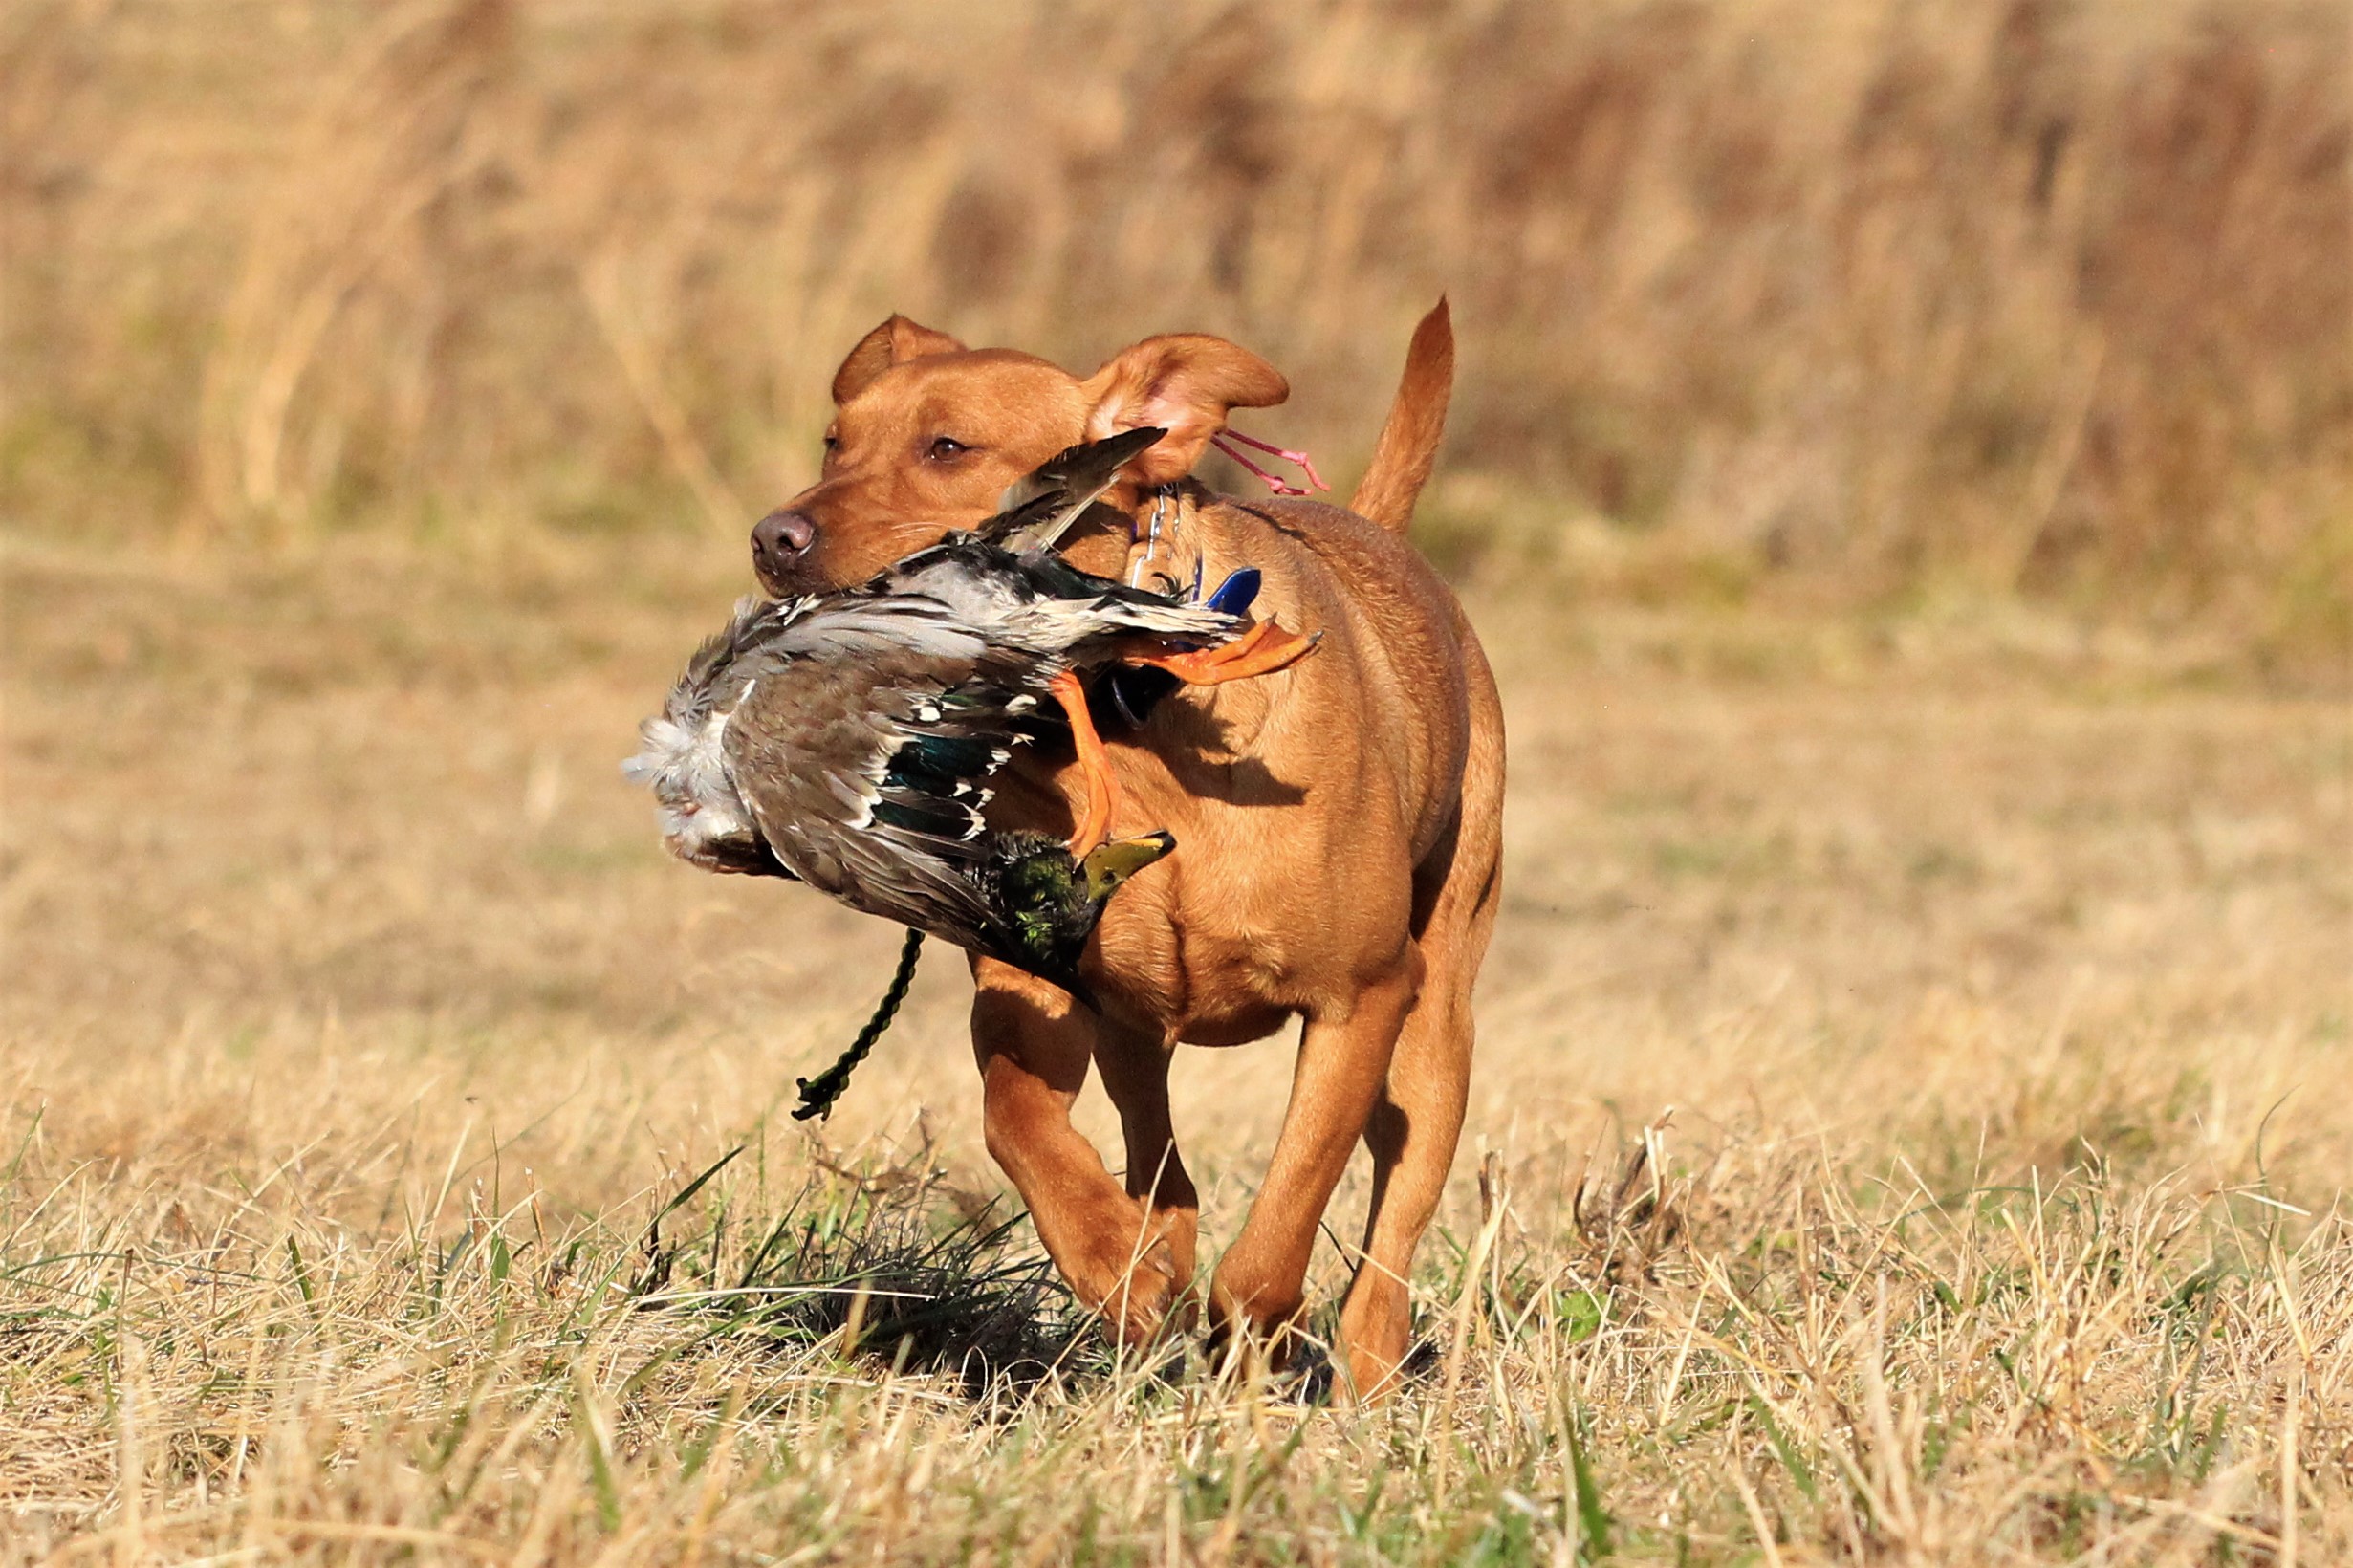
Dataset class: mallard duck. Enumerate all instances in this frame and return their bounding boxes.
[626,428,1316,992]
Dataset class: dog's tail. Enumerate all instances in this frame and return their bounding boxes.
[1348,297,1453,535]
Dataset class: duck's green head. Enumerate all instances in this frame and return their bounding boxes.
[985,830,1177,990]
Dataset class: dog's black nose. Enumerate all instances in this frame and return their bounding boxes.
[752,509,817,578]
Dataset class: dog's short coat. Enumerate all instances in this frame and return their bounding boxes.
[751,304,1503,1399]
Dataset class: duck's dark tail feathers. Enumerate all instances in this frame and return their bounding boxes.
[987,427,1169,552]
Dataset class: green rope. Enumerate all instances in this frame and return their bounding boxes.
[793,926,925,1122]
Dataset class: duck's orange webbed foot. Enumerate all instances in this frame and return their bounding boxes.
[1126,618,1320,687]
[1047,669,1121,857]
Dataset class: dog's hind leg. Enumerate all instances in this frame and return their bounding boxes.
[1335,845,1497,1399]
[1337,653,1506,1402]
[1206,945,1422,1372]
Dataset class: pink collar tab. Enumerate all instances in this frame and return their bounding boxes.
[1211,427,1330,497]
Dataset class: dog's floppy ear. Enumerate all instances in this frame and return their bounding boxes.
[831,315,969,404]
[1079,335,1288,487]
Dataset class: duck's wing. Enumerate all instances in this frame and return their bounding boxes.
[719,600,1035,949]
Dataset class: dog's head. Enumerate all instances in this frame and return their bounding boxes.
[751,315,1289,595]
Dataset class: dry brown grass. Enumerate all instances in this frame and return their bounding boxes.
[2,528,2347,1562]
[3,1,2350,1558]
[3,0,2347,661]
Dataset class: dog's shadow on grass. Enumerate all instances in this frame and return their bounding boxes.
[626,1154,1109,1404]
[742,1202,1105,1401]
[622,1145,1413,1408]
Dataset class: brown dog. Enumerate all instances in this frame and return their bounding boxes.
[750,304,1503,1399]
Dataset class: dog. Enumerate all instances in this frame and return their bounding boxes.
[748,303,1503,1400]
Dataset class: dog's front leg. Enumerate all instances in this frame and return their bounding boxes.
[970,958,1180,1346]
[1207,947,1424,1373]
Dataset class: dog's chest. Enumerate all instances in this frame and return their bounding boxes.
[1077,826,1310,1046]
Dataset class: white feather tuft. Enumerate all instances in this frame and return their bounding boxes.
[625,698,761,867]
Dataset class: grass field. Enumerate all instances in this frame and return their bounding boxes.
[3,0,2349,1558]
[2,528,2346,1563]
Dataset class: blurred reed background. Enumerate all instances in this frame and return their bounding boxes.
[2,0,2346,660]
[4,10,2351,1554]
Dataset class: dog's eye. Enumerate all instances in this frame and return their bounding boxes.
[820,431,839,453]
[927,436,969,461]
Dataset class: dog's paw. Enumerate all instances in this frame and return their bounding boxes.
[1069,1232,1181,1347]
